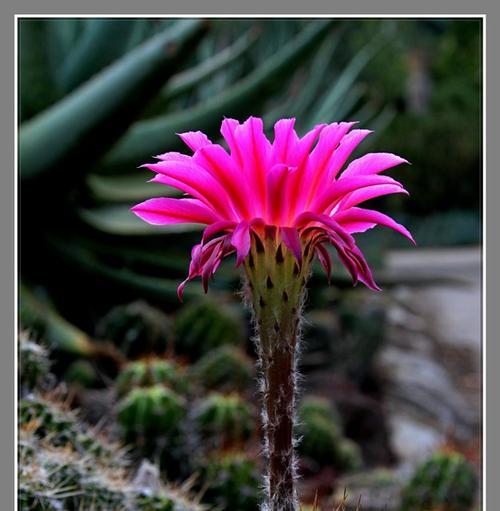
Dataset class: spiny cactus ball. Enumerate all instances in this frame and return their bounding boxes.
[117,384,186,440]
[19,331,50,391]
[173,300,244,360]
[202,451,260,511]
[194,392,254,449]
[116,358,189,398]
[192,345,253,392]
[97,300,171,358]
[400,450,478,511]
[297,396,362,471]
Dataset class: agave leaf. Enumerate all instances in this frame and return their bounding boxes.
[20,19,204,181]
[20,285,97,356]
[86,172,181,203]
[19,19,59,121]
[78,205,202,235]
[59,19,143,92]
[308,39,382,126]
[98,19,334,174]
[161,28,258,101]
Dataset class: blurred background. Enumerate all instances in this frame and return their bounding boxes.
[18,17,482,511]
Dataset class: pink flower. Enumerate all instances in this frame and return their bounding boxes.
[132,117,414,299]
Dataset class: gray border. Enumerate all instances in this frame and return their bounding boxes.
[2,2,497,510]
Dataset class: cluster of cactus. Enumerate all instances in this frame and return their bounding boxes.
[193,392,255,449]
[97,300,172,359]
[19,331,51,391]
[191,345,254,392]
[297,397,363,471]
[18,335,206,511]
[173,300,245,360]
[400,450,478,511]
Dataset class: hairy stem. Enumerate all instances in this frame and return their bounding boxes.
[244,228,311,511]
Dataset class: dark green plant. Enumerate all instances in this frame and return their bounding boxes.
[97,300,172,358]
[192,345,254,392]
[117,384,186,440]
[116,357,189,397]
[193,392,254,449]
[19,331,51,391]
[63,359,99,388]
[400,451,478,511]
[201,451,260,511]
[297,397,363,471]
[173,300,245,360]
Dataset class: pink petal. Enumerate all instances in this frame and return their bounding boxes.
[337,184,409,211]
[316,244,332,283]
[231,222,251,266]
[266,163,289,225]
[272,118,298,164]
[202,220,237,243]
[178,131,212,152]
[194,144,252,219]
[221,118,244,168]
[131,198,220,225]
[341,152,409,178]
[281,227,302,264]
[334,207,415,244]
[327,129,373,181]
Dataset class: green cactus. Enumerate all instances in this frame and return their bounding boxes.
[400,451,478,511]
[97,300,172,358]
[192,345,253,392]
[202,451,260,511]
[297,397,363,471]
[117,384,186,440]
[19,331,51,391]
[194,392,254,449]
[116,357,189,397]
[173,300,244,360]
[63,359,99,388]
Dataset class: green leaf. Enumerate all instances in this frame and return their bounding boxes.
[161,28,258,101]
[20,19,203,181]
[98,19,334,174]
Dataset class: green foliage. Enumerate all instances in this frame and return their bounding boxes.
[201,451,260,511]
[194,392,254,449]
[63,360,99,388]
[297,396,363,471]
[19,331,51,391]
[400,451,478,511]
[117,384,186,440]
[192,345,254,392]
[116,358,189,397]
[97,300,172,358]
[173,300,244,360]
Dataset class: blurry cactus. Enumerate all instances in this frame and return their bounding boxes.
[201,451,260,511]
[192,345,253,392]
[173,300,244,360]
[116,357,189,397]
[64,359,99,388]
[19,331,51,391]
[97,300,172,358]
[298,397,363,471]
[194,392,254,449]
[400,451,478,511]
[117,384,186,440]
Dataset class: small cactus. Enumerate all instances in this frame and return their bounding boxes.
[117,384,186,440]
[97,300,171,358]
[192,345,254,392]
[116,357,189,398]
[173,300,244,360]
[297,396,362,471]
[400,450,478,511]
[193,392,254,449]
[201,451,260,511]
[64,359,99,388]
[19,331,51,391]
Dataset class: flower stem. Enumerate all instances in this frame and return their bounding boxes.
[244,229,311,511]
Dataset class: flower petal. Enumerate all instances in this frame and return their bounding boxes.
[327,129,373,181]
[131,198,220,225]
[334,207,416,244]
[178,131,212,152]
[281,227,302,264]
[341,152,409,178]
[231,222,251,267]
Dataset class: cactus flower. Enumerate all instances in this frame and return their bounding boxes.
[132,116,413,511]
